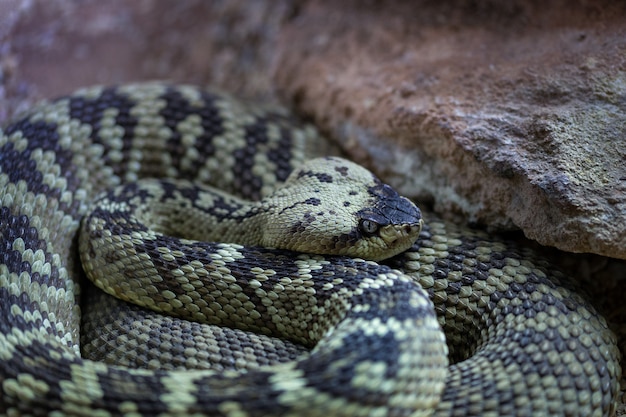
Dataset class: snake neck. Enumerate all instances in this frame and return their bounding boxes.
[136,182,272,247]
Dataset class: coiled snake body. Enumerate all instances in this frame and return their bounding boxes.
[0,83,620,416]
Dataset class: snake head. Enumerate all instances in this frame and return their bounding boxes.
[262,157,423,261]
[353,181,423,260]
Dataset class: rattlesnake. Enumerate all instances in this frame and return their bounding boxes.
[0,82,620,416]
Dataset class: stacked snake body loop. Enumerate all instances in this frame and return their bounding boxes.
[0,83,621,416]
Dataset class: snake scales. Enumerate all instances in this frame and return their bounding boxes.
[0,82,621,416]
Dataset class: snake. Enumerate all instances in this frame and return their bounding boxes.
[0,82,621,416]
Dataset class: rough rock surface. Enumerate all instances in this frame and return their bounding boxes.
[2,0,625,259]
[274,1,626,260]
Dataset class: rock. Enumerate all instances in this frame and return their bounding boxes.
[0,0,294,120]
[1,0,625,259]
[274,1,626,259]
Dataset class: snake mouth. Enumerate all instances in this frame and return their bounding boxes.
[377,219,423,259]
[381,219,423,241]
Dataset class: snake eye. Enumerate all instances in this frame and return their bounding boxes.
[359,219,380,236]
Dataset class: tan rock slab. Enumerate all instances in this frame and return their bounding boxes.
[274,1,626,259]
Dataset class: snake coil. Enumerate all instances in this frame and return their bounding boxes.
[0,83,620,416]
